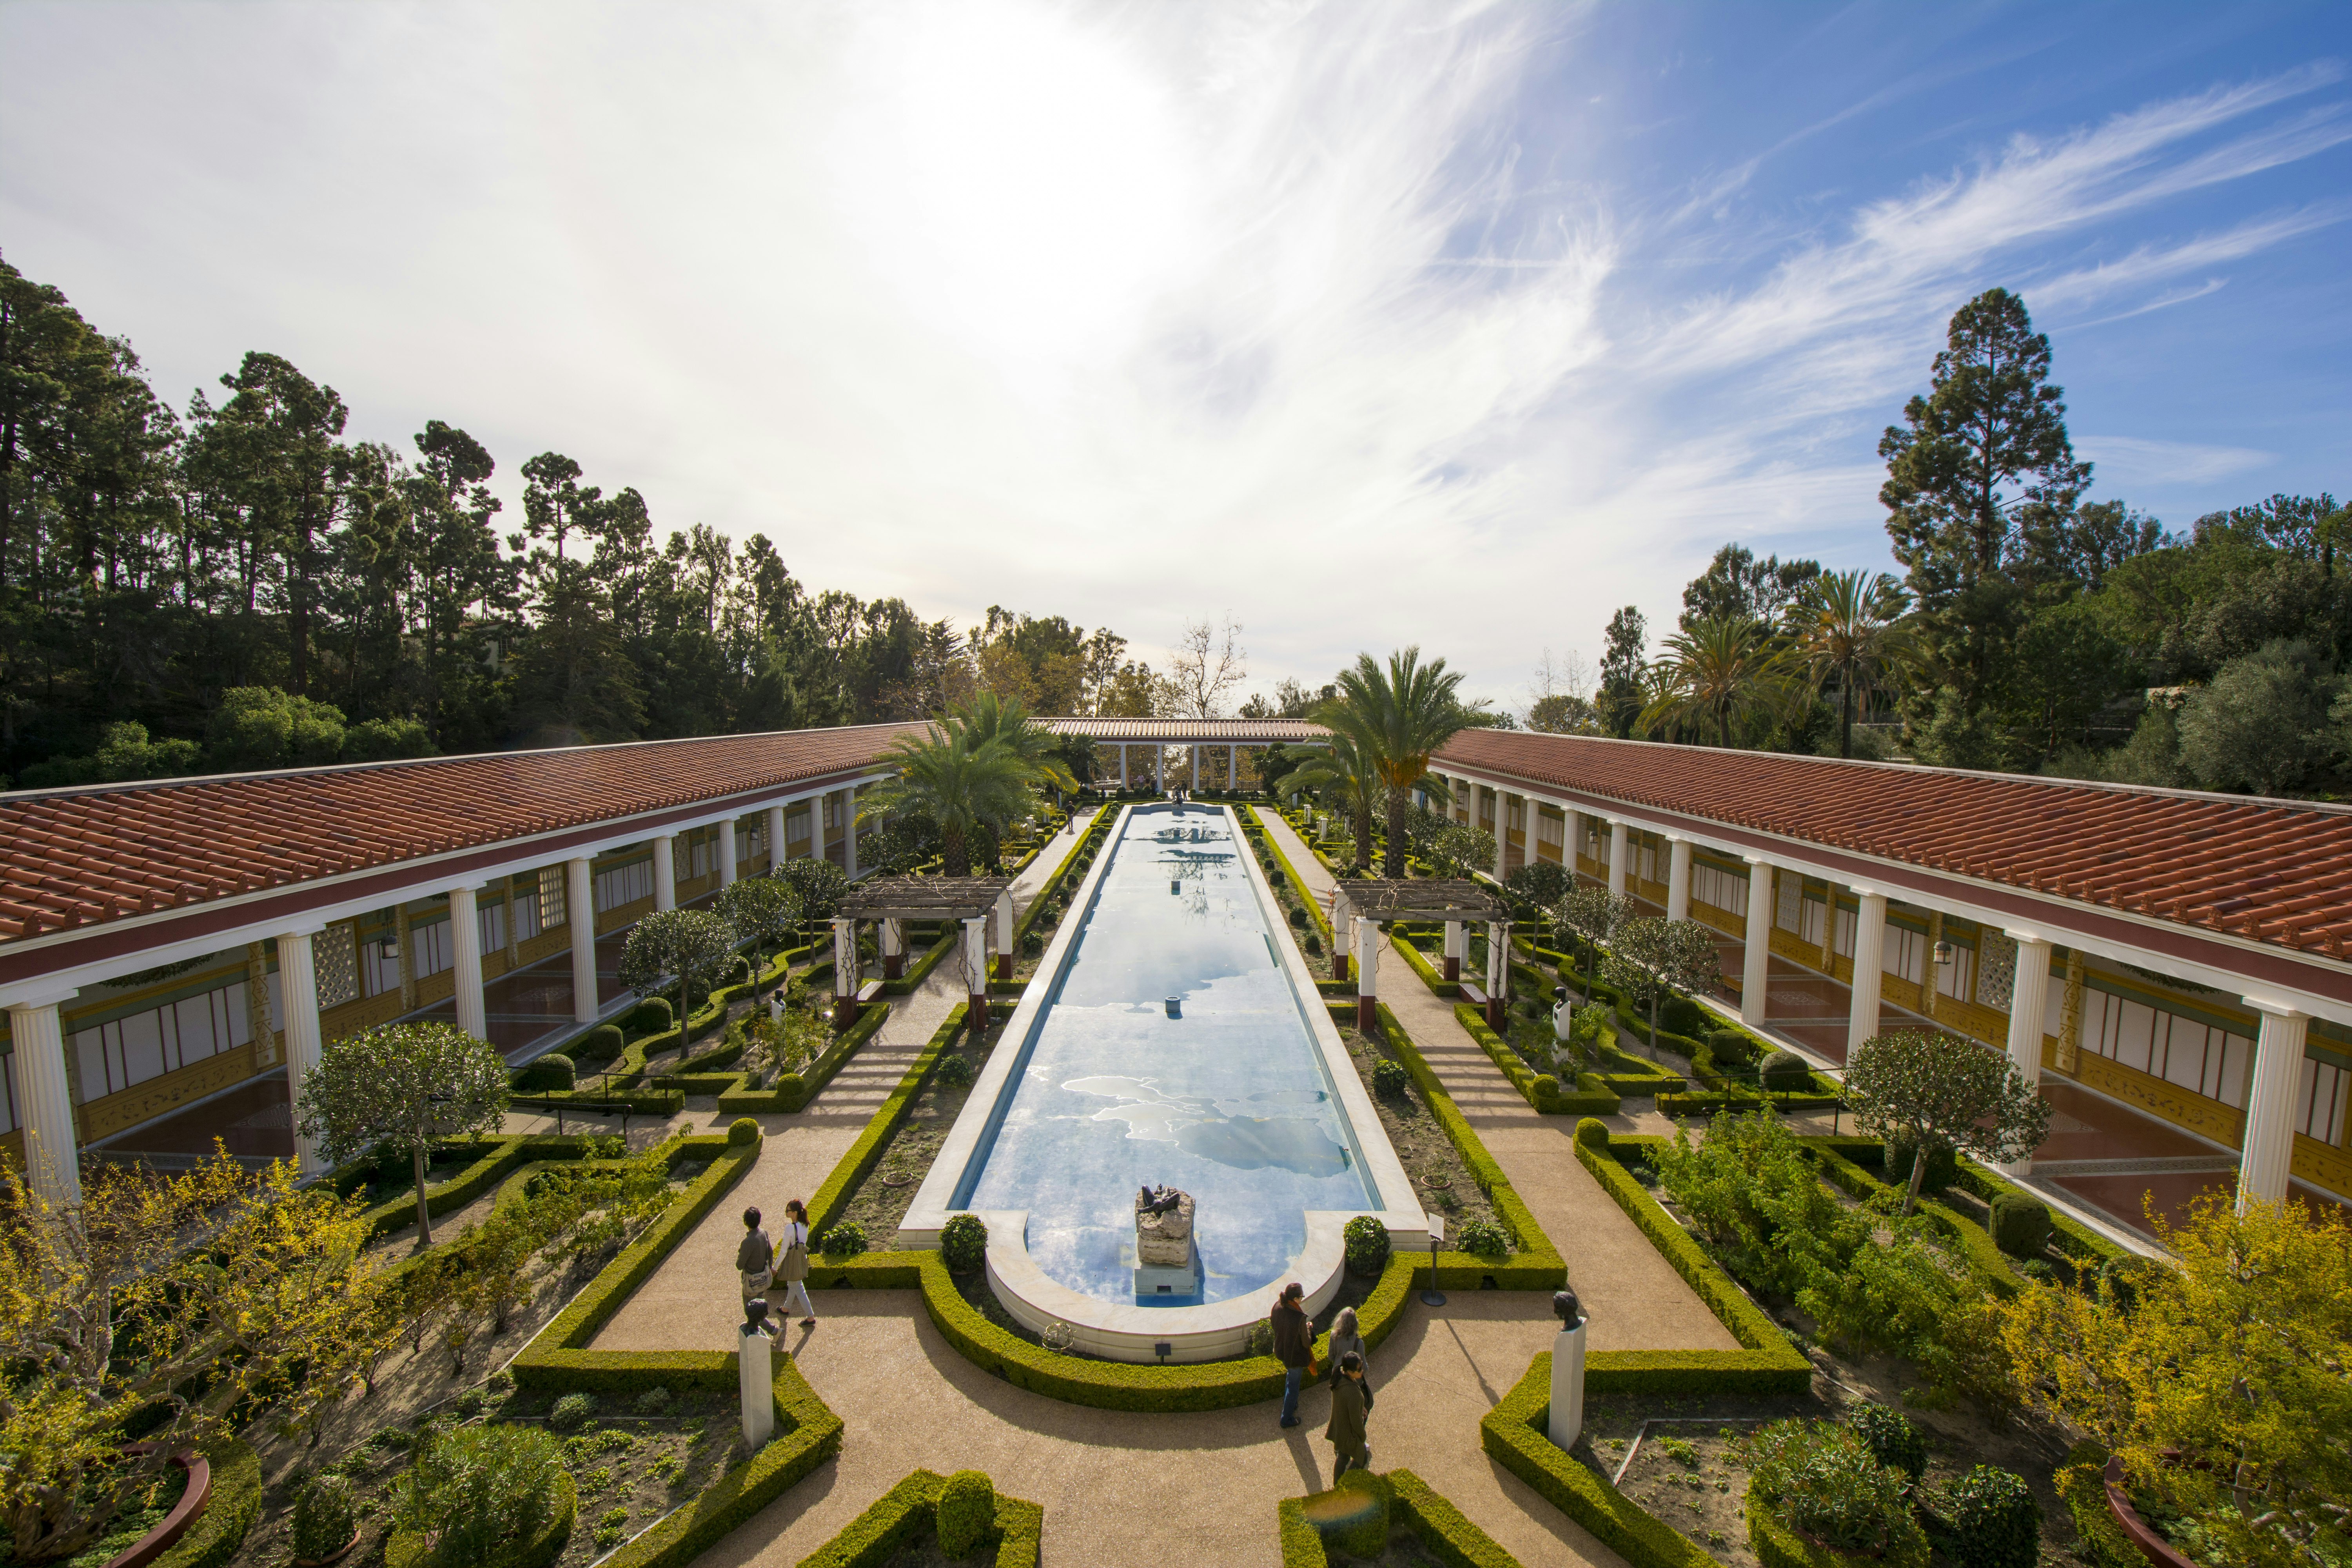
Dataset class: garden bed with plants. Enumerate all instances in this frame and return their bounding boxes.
[1332,1007,1503,1241]
[818,1017,1000,1252]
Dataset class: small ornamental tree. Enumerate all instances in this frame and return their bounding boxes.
[2000,1194,2352,1568]
[1553,885,1634,987]
[1504,858,1571,910]
[1604,916,1723,1053]
[296,1020,511,1245]
[778,855,849,942]
[618,907,738,1058]
[1425,820,1496,880]
[716,873,800,1006]
[1842,1029,2050,1214]
[0,1152,384,1563]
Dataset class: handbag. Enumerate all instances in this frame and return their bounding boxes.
[779,1231,810,1283]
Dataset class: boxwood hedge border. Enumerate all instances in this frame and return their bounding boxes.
[791,1468,1044,1568]
[1450,1000,1621,1116]
[1277,1467,1523,1567]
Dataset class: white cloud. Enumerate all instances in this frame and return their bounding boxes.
[2075,436,2275,486]
[0,4,2340,707]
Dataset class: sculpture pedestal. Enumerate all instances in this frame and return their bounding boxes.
[1548,1317,1588,1450]
[1134,1188,1198,1299]
[739,1326,775,1448]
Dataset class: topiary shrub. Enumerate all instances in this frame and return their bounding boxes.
[818,1221,868,1259]
[1530,1073,1559,1099]
[1305,932,1322,956]
[724,954,753,989]
[936,1053,976,1089]
[515,1053,575,1092]
[1846,1404,1926,1483]
[1455,1218,1509,1256]
[575,1023,627,1063]
[1020,929,1044,956]
[1705,1027,1759,1068]
[291,1472,359,1564]
[726,1116,760,1146]
[1299,1469,1391,1560]
[1989,1192,2053,1259]
[391,1424,569,1568]
[1759,1049,1813,1091]
[1575,1116,1610,1150]
[1289,907,1307,929]
[1933,1465,2039,1568]
[934,1469,996,1559]
[939,1214,988,1275]
[1884,1139,1958,1192]
[1342,1215,1390,1277]
[1372,1060,1410,1098]
[625,998,673,1036]
[1660,995,1709,1038]
[546,1393,598,1434]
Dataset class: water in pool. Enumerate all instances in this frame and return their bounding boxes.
[955,804,1376,1305]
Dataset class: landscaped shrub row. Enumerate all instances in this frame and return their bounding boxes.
[1536,945,1837,1105]
[1278,1468,1522,1567]
[339,1134,604,1246]
[1240,804,1332,942]
[711,1000,893,1114]
[802,1006,971,1267]
[1008,807,1116,952]
[1807,1141,2027,1298]
[1452,1001,1621,1116]
[1480,1355,1722,1568]
[1571,1134,1815,1396]
[1359,1002,1568,1291]
[794,1468,1044,1568]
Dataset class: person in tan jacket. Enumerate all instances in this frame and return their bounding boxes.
[1325,1352,1370,1484]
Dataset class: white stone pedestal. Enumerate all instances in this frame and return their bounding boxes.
[739,1325,775,1448]
[1548,1317,1588,1450]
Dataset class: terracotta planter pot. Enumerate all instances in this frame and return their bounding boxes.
[102,1448,212,1568]
[292,1530,363,1566]
[2102,1457,2199,1568]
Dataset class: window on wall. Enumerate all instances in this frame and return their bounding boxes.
[1887,926,1926,985]
[479,898,507,956]
[537,866,568,930]
[1638,842,1659,884]
[787,805,811,846]
[1534,811,1563,848]
[513,882,543,944]
[1691,863,1749,918]
[1833,904,1855,958]
[411,917,452,979]
[0,1048,17,1134]
[2300,1058,2348,1146]
[689,833,713,879]
[364,929,401,998]
[594,858,653,913]
[744,820,766,861]
[1938,942,1977,1004]
[2079,988,2255,1107]
[1506,799,1525,833]
[69,978,254,1103]
[1777,875,1802,932]
[314,926,360,1011]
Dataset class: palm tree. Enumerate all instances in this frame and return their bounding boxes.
[1273,730,1383,873]
[1321,648,1473,878]
[1638,615,1794,749]
[860,725,1032,876]
[955,690,1080,795]
[1784,570,1915,758]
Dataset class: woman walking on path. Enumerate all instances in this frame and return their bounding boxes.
[1326,1353,1370,1485]
[1324,1305,1373,1414]
[776,1198,817,1327]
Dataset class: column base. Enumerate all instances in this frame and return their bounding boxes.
[1486,996,1507,1031]
[1996,1158,2032,1179]
[1333,954,1349,983]
[1443,957,1459,982]
[969,993,989,1030]
[995,954,1013,983]
[1357,996,1377,1033]
[833,995,860,1029]
[884,954,905,980]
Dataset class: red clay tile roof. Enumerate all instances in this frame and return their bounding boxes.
[1437,730,2352,962]
[0,724,926,945]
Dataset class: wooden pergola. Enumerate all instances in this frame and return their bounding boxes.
[1329,878,1514,1029]
[833,876,1015,1027]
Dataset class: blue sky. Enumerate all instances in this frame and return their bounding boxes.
[2,1,2345,712]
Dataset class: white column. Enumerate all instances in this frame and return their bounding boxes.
[1156,748,1165,792]
[1228,746,1238,790]
[1191,745,1200,791]
[1354,912,1380,998]
[1741,858,1773,1028]
[652,833,677,911]
[1846,889,1887,1058]
[718,818,738,889]
[6,991,81,1208]
[1486,920,1509,1004]
[842,789,859,879]
[1563,807,1582,878]
[994,891,1014,982]
[1666,837,1693,922]
[1443,919,1465,982]
[568,857,598,1024]
[1998,933,2055,1174]
[767,804,787,874]
[1493,797,1511,881]
[961,916,988,1009]
[277,927,327,1178]
[1119,744,1129,788]
[833,918,858,1001]
[2237,1002,2310,1213]
[880,917,904,977]
[1607,820,1630,898]
[449,886,486,1040]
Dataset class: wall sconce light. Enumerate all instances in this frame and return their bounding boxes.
[1933,939,1955,967]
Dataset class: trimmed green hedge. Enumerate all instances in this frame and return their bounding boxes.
[341,1135,608,1247]
[792,1468,1044,1568]
[1572,1137,1813,1396]
[1946,1156,2134,1271]
[805,1007,968,1253]
[1480,1354,1721,1568]
[598,1362,841,1568]
[880,929,956,996]
[1392,929,1461,998]
[1451,1002,1620,1116]
[1241,804,1332,942]
[154,1437,260,1568]
[1279,1468,1523,1567]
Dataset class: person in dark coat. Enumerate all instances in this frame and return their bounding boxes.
[1270,1281,1314,1428]
[1325,1352,1370,1483]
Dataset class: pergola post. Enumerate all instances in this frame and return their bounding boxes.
[993,891,1014,982]
[962,916,989,1029]
[1355,907,1380,1033]
[833,915,860,1028]
[1443,919,1464,982]
[1486,919,1511,1030]
[1191,744,1200,792]
[880,917,905,980]
[1493,798,1510,882]
[1119,744,1129,789]
[1331,892,1351,983]
[1228,745,1237,791]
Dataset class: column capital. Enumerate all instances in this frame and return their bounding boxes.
[2242,996,2308,1021]
[276,920,328,940]
[1743,853,1772,867]
[2003,928,2052,949]
[3,982,81,1013]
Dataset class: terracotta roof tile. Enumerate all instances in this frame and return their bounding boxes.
[1437,730,2352,963]
[0,723,926,946]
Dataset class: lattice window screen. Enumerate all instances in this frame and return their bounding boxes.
[314,925,360,1010]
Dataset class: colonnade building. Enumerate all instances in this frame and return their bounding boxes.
[1431,729,2352,1236]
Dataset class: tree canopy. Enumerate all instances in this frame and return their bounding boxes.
[295,1019,510,1244]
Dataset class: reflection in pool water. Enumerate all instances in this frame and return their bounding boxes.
[954,807,1376,1305]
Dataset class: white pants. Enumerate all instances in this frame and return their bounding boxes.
[777,1279,815,1319]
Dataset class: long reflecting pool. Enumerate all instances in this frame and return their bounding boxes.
[951,804,1378,1306]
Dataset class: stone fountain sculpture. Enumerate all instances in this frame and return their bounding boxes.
[1132,1184,1198,1296]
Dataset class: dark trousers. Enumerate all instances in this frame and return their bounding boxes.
[1281,1365,1306,1422]
[1332,1446,1369,1485]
